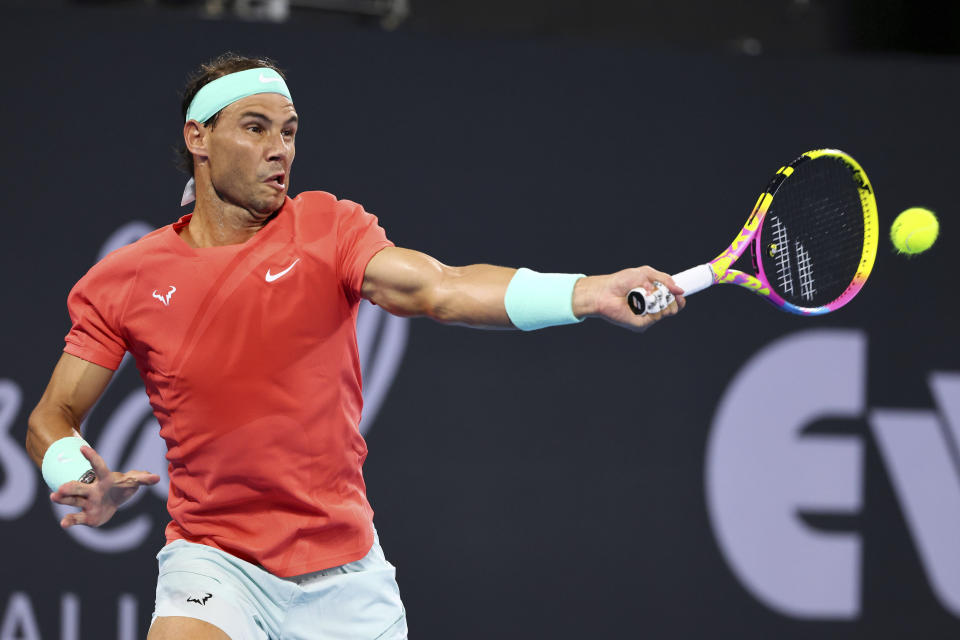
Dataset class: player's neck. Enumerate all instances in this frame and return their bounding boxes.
[182,184,275,248]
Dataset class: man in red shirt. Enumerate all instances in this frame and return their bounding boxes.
[25,54,683,639]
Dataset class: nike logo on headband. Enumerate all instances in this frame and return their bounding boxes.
[259,72,283,84]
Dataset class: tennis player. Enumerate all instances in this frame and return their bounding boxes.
[25,53,684,640]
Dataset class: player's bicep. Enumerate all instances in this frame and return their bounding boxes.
[361,247,447,317]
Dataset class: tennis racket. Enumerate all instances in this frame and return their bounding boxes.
[627,148,878,316]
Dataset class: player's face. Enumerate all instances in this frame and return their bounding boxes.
[205,93,298,215]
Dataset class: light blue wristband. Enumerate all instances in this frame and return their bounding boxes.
[504,268,586,331]
[41,435,95,492]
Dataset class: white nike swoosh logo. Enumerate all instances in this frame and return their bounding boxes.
[259,72,283,84]
[266,258,300,283]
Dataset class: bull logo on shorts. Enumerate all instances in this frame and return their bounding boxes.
[186,592,213,606]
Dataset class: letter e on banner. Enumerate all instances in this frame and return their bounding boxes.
[705,329,866,619]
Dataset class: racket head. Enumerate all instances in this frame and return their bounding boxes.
[733,149,878,315]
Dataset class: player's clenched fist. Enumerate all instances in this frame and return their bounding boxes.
[573,266,685,331]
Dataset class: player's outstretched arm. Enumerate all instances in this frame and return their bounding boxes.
[26,353,160,528]
[361,247,684,331]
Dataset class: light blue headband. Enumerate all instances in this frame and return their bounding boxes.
[181,67,293,205]
[185,67,292,123]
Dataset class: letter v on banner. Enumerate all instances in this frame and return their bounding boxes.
[870,373,960,617]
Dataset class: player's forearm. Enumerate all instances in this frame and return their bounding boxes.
[434,268,611,329]
[26,354,114,469]
[427,263,517,328]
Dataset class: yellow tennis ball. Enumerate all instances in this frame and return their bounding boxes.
[891,207,939,254]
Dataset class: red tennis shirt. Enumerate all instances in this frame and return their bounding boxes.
[63,191,393,576]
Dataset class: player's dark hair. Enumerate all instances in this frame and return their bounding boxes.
[174,52,287,176]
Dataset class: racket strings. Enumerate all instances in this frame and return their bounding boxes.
[760,156,865,307]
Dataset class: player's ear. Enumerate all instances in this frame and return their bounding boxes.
[183,120,209,163]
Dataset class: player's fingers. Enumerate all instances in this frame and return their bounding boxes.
[633,296,663,320]
[656,273,684,296]
[51,492,86,507]
[634,289,682,323]
[80,445,111,481]
[124,471,161,486]
[642,293,663,315]
[637,269,682,298]
[54,480,93,498]
[654,284,676,316]
[647,282,673,313]
[60,511,87,528]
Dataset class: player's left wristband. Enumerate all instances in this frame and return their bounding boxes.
[504,268,586,331]
[41,434,95,492]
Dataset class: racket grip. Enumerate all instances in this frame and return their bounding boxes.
[626,264,715,316]
[672,264,715,296]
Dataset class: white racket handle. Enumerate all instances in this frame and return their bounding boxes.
[626,264,715,315]
[671,264,715,296]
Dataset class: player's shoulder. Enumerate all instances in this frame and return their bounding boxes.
[287,190,368,238]
[79,225,171,283]
[288,190,362,216]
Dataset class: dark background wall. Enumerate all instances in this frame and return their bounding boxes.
[1,5,958,639]
[11,1,960,55]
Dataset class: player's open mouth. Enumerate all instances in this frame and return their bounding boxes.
[266,173,286,190]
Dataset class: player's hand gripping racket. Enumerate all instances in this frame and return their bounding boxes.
[627,148,878,316]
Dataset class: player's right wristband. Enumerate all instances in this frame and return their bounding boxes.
[41,434,95,492]
[504,268,586,331]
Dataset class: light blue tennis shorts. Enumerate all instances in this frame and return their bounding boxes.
[150,529,407,640]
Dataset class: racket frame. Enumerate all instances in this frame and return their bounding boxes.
[652,149,878,316]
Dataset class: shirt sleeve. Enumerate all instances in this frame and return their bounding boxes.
[63,263,130,371]
[336,201,394,301]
